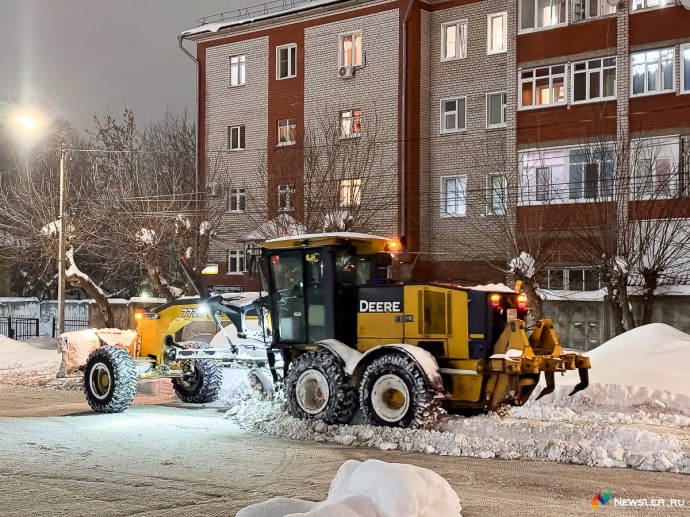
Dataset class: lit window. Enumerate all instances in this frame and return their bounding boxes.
[572,57,616,103]
[573,0,616,21]
[278,118,296,145]
[228,125,245,150]
[278,184,295,211]
[230,55,246,87]
[631,48,674,96]
[339,32,362,67]
[227,249,245,273]
[486,92,507,128]
[277,44,297,79]
[488,174,507,213]
[520,0,567,31]
[442,176,467,216]
[441,20,467,60]
[487,13,507,54]
[230,188,246,212]
[681,44,690,93]
[631,0,674,11]
[339,179,362,206]
[520,64,567,108]
[440,97,467,133]
[340,109,363,138]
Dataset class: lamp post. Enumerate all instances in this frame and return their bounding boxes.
[57,144,67,336]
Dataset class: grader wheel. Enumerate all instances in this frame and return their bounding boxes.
[83,345,137,413]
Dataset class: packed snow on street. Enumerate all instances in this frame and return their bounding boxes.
[1,323,690,515]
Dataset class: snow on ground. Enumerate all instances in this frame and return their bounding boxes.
[227,323,690,474]
[0,334,61,386]
[237,459,462,517]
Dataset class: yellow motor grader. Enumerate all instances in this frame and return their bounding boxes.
[260,233,591,428]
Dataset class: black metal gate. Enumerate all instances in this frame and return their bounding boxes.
[52,317,89,337]
[0,317,11,339]
[0,316,40,340]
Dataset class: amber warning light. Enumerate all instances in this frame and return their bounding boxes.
[385,239,401,252]
[518,294,528,310]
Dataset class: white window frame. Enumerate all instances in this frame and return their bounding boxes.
[441,20,467,62]
[441,175,467,217]
[487,12,507,55]
[681,44,690,94]
[230,54,246,87]
[630,137,680,199]
[440,97,467,134]
[278,184,295,212]
[227,248,245,274]
[228,125,245,151]
[230,188,246,213]
[277,118,296,146]
[519,64,568,110]
[339,179,362,207]
[487,173,507,214]
[339,31,362,67]
[571,56,617,104]
[276,44,297,80]
[630,0,674,12]
[519,0,568,33]
[572,0,616,22]
[486,92,507,128]
[631,48,675,97]
[340,109,363,138]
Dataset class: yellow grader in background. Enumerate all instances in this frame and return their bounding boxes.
[83,232,590,428]
[260,233,591,428]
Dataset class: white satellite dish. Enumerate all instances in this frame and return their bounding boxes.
[681,0,690,10]
[606,0,618,6]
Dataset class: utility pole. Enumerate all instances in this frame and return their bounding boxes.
[57,144,67,336]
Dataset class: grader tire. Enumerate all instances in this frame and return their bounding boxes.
[84,345,137,413]
[359,353,438,429]
[286,350,357,424]
[172,342,223,404]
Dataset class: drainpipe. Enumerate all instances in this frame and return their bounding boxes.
[401,0,414,241]
[178,34,200,199]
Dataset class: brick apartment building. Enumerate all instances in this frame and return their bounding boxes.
[181,0,690,293]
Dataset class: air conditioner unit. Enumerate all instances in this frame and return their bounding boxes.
[338,65,353,78]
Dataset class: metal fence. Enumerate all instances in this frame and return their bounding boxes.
[0,316,40,340]
[52,317,89,338]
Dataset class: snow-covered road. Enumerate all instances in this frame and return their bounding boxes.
[1,386,688,517]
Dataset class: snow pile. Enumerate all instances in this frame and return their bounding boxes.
[135,228,158,245]
[57,328,137,376]
[469,283,516,293]
[237,459,462,517]
[0,334,61,385]
[509,252,535,279]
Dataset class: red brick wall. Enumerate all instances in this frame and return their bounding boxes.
[630,93,690,134]
[629,6,690,46]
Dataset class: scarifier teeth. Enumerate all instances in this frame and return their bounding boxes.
[536,386,554,400]
[536,371,555,400]
[568,368,590,396]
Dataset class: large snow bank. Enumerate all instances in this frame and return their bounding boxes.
[0,335,61,385]
[237,459,462,517]
[561,323,690,396]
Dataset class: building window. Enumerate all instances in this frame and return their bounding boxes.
[547,268,600,290]
[278,118,296,145]
[230,188,246,212]
[230,55,246,87]
[440,97,467,133]
[631,0,674,11]
[339,32,362,67]
[487,13,507,54]
[228,125,245,151]
[631,48,674,96]
[520,64,567,109]
[227,249,245,274]
[568,148,615,200]
[277,44,297,79]
[536,167,552,201]
[340,109,363,138]
[442,176,467,216]
[441,20,467,61]
[520,0,567,32]
[681,44,690,93]
[634,158,673,198]
[572,57,616,103]
[278,184,295,211]
[573,0,616,21]
[486,92,507,128]
[339,179,362,206]
[488,174,507,213]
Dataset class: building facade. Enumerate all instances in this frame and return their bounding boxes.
[182,0,690,293]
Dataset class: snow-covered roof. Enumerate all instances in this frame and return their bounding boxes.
[265,232,389,244]
[182,0,349,38]
[241,214,306,242]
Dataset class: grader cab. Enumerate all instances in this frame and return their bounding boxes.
[260,232,591,428]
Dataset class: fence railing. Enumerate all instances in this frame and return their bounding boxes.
[52,317,89,338]
[0,316,40,341]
